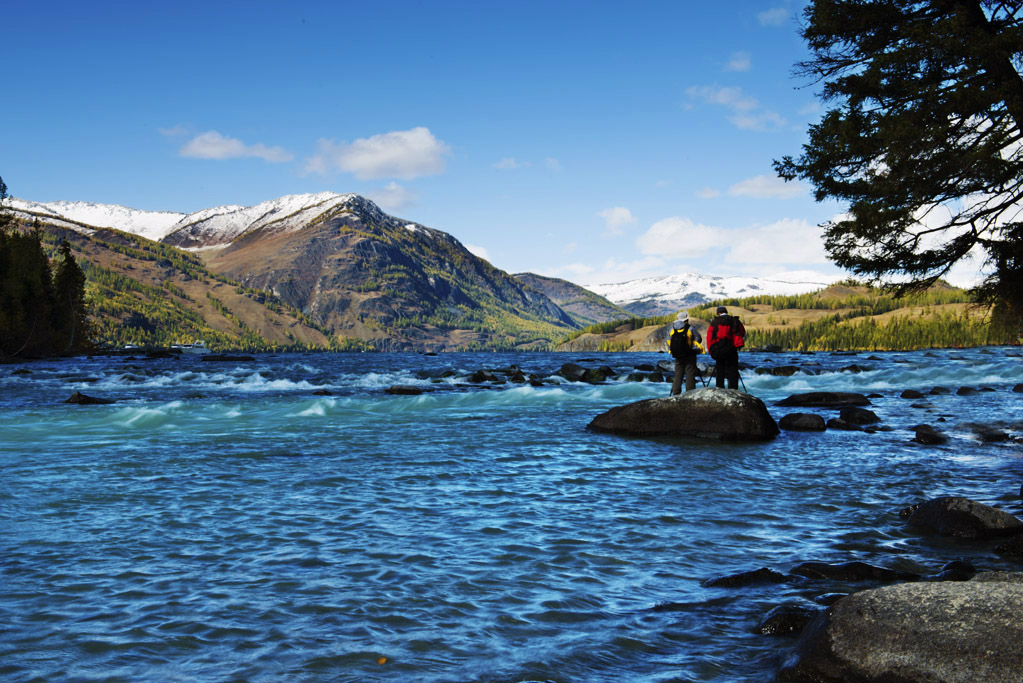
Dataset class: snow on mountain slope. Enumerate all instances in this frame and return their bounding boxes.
[9,198,185,241]
[163,192,360,248]
[586,271,841,315]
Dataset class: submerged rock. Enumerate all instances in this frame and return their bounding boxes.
[776,392,871,408]
[587,388,779,441]
[790,561,919,583]
[905,496,1023,539]
[778,577,1023,683]
[703,567,788,588]
[64,391,114,405]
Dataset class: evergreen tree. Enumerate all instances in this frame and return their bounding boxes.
[52,239,91,352]
[775,1,1023,333]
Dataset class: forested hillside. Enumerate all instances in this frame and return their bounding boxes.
[558,282,1018,352]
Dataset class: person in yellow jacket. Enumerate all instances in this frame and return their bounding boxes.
[667,310,705,394]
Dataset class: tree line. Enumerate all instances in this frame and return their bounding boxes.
[0,177,90,358]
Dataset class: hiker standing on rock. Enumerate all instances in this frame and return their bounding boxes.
[668,311,705,395]
[706,306,746,390]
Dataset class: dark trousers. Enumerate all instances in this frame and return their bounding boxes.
[671,356,698,395]
[714,348,739,390]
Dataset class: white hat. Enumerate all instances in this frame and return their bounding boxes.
[676,310,689,322]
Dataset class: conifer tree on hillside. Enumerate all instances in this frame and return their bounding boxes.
[775,1,1023,334]
[0,175,92,357]
[52,239,90,352]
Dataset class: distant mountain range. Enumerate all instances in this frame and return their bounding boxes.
[586,271,840,316]
[9,193,839,349]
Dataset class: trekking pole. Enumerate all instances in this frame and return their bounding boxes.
[737,368,749,394]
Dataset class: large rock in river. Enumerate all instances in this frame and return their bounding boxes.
[778,575,1023,682]
[587,387,779,441]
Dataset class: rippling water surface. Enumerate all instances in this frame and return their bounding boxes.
[2,348,1022,681]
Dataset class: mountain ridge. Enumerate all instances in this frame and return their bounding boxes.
[586,271,841,316]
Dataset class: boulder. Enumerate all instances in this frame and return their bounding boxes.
[65,391,115,405]
[756,604,818,636]
[900,389,925,399]
[556,362,587,381]
[778,577,1023,683]
[386,385,425,395]
[754,365,800,376]
[779,413,827,432]
[928,560,976,582]
[826,418,861,431]
[587,387,780,441]
[912,424,948,445]
[956,386,978,396]
[929,386,951,395]
[1014,383,1023,393]
[776,392,871,408]
[839,406,880,425]
[995,536,1023,562]
[469,370,501,383]
[905,496,1023,539]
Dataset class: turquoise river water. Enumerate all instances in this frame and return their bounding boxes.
[1,348,1022,682]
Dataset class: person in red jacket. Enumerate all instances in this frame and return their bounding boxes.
[705,306,746,390]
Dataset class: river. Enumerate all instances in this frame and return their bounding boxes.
[1,347,1021,681]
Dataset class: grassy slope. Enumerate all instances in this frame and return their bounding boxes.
[557,283,1006,352]
[26,218,331,350]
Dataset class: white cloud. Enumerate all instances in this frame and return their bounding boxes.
[597,206,637,236]
[725,218,829,264]
[494,157,528,169]
[798,102,822,116]
[632,214,830,265]
[465,244,490,261]
[687,84,786,131]
[730,111,787,131]
[758,7,789,26]
[725,51,752,72]
[545,157,562,171]
[728,174,807,199]
[697,187,721,199]
[180,131,293,162]
[367,182,418,212]
[305,127,449,180]
[636,217,724,258]
[579,256,668,286]
[551,262,595,278]
[686,84,758,111]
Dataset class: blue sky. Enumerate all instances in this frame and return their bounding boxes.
[4,1,944,287]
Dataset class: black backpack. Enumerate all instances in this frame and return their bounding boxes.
[669,324,693,359]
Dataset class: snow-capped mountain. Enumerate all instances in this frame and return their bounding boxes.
[9,193,372,248]
[9,198,186,241]
[586,271,841,316]
[162,192,361,249]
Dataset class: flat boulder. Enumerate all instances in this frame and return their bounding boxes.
[779,413,827,432]
[778,576,1023,682]
[776,392,871,408]
[587,387,779,441]
[906,496,1023,539]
